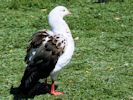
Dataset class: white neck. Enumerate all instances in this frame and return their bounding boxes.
[48,15,71,37]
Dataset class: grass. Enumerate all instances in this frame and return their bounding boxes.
[0,0,133,99]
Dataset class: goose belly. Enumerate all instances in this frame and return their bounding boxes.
[54,39,74,70]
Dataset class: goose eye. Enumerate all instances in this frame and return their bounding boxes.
[63,9,65,12]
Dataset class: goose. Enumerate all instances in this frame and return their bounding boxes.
[18,6,75,96]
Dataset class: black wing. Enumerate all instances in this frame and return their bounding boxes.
[18,30,65,94]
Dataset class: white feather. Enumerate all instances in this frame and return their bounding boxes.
[48,6,75,80]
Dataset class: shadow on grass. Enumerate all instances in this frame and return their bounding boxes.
[10,82,58,100]
[93,0,124,3]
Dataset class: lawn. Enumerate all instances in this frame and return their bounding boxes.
[0,0,133,99]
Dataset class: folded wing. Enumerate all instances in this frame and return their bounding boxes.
[19,30,66,94]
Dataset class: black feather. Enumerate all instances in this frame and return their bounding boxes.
[18,30,65,95]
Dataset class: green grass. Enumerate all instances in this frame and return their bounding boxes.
[0,0,133,99]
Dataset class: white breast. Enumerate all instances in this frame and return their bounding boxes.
[57,37,74,67]
[49,16,75,80]
[50,35,74,80]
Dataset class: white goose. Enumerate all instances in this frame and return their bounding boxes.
[18,6,74,96]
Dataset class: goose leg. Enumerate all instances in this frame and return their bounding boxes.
[50,80,64,96]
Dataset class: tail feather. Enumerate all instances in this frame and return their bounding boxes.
[18,65,40,95]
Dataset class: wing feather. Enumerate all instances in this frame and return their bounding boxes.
[18,30,66,94]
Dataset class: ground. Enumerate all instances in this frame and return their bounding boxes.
[0,0,133,99]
